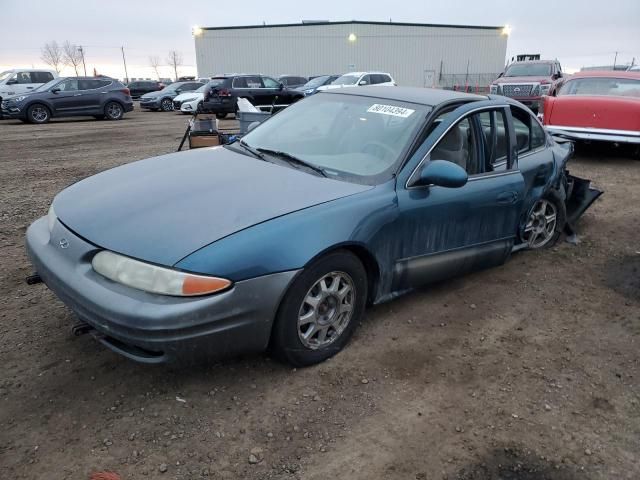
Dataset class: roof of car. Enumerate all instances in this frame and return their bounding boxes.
[340,71,392,77]
[324,86,487,106]
[567,70,640,80]
[508,60,558,65]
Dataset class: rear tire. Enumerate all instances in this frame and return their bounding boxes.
[522,190,566,249]
[104,102,124,120]
[160,98,174,112]
[271,250,367,367]
[27,104,50,124]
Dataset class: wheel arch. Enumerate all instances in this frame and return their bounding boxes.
[26,101,53,118]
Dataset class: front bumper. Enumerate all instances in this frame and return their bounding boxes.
[26,217,298,363]
[546,125,640,144]
[1,101,24,119]
[139,98,161,109]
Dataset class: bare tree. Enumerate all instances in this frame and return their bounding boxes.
[62,41,83,76]
[167,51,183,81]
[41,41,64,73]
[149,55,161,80]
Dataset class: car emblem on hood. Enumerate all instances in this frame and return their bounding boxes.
[59,238,70,249]
[514,87,521,93]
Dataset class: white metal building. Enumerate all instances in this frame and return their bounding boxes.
[194,20,508,89]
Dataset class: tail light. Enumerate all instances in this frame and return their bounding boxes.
[217,88,231,97]
[121,87,131,96]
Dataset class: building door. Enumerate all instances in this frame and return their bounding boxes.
[423,70,436,88]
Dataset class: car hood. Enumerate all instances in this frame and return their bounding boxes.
[53,147,370,267]
[140,91,170,99]
[173,92,203,101]
[494,76,552,84]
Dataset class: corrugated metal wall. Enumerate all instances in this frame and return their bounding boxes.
[194,22,507,87]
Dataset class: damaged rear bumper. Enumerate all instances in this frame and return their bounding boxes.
[564,172,603,231]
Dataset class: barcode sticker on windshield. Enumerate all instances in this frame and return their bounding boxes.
[367,104,415,118]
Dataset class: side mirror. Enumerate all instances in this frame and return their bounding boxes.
[6,78,18,85]
[175,88,182,94]
[414,160,468,188]
[359,80,368,86]
[51,88,61,94]
[278,83,284,91]
[247,121,261,133]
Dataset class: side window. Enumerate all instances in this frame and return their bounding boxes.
[56,79,79,91]
[16,72,32,84]
[510,106,546,153]
[79,79,110,90]
[31,72,54,83]
[478,110,509,171]
[430,116,480,175]
[245,76,262,88]
[262,77,280,88]
[232,77,247,88]
[279,77,290,86]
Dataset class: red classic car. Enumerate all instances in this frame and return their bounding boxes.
[542,71,640,144]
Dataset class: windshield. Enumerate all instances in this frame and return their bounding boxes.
[34,78,62,92]
[332,75,360,86]
[206,78,226,88]
[238,94,428,185]
[303,76,330,88]
[559,77,640,97]
[163,82,185,91]
[504,63,552,77]
[0,71,14,82]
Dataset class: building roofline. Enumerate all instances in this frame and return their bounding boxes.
[201,20,504,32]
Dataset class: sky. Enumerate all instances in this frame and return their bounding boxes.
[1,0,639,80]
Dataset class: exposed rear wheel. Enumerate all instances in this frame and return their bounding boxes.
[271,250,367,367]
[27,104,50,124]
[523,192,566,249]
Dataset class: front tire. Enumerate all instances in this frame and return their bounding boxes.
[160,98,174,112]
[27,104,50,124]
[523,191,566,249]
[271,250,367,367]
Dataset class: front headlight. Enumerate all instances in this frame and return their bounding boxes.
[14,95,27,102]
[183,97,197,102]
[304,89,314,94]
[539,84,552,95]
[47,205,57,232]
[92,250,232,297]
[489,85,498,94]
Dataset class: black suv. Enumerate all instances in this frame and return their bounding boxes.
[1,77,133,124]
[201,75,305,118]
[127,80,165,99]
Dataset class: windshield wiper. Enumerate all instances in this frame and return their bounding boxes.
[256,148,327,177]
[236,140,266,160]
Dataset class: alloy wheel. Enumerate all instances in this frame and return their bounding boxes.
[523,199,557,248]
[161,99,173,111]
[31,106,48,123]
[297,271,355,350]
[106,102,123,119]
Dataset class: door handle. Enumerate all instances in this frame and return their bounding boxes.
[496,191,519,205]
[74,93,82,96]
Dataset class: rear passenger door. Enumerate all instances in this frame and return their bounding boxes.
[78,79,110,112]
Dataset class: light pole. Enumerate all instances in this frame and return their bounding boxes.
[78,46,87,76]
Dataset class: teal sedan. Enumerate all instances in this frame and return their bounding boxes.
[25,87,601,366]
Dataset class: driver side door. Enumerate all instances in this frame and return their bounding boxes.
[46,79,83,114]
[392,102,525,291]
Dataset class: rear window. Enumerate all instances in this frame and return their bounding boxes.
[559,77,640,98]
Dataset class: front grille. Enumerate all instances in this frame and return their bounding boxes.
[501,84,534,97]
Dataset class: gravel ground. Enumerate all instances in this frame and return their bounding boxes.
[0,109,638,480]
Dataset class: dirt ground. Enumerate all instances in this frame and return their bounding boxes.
[0,109,638,480]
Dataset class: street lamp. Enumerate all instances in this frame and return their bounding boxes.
[501,24,512,36]
[348,33,357,42]
[192,25,203,36]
